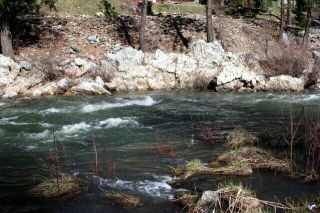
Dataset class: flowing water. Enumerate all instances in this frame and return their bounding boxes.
[0,92,320,212]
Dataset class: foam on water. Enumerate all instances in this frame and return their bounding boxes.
[82,96,157,113]
[253,93,320,104]
[59,122,91,135]
[24,130,51,140]
[39,108,62,115]
[96,174,182,200]
[0,103,5,107]
[97,117,140,129]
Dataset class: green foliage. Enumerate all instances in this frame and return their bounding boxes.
[187,158,203,168]
[103,0,118,16]
[0,0,56,25]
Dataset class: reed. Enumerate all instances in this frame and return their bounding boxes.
[99,187,140,207]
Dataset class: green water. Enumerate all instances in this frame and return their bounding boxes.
[0,91,319,212]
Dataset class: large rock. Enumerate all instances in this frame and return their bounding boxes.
[57,78,72,90]
[107,47,144,71]
[190,40,225,67]
[265,75,305,91]
[0,55,21,88]
[71,80,111,95]
[31,82,59,97]
[0,55,11,68]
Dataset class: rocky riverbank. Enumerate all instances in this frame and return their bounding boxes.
[1,14,320,98]
[1,38,319,99]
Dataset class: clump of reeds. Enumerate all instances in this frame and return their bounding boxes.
[173,193,199,212]
[170,159,253,187]
[156,139,175,158]
[30,173,86,199]
[174,182,291,213]
[215,181,263,213]
[226,129,259,149]
[217,147,292,174]
[100,188,140,208]
[201,124,215,144]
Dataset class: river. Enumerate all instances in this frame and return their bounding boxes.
[0,91,319,212]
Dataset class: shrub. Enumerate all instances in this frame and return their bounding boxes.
[193,75,210,90]
[38,51,63,81]
[305,59,320,88]
[260,46,309,77]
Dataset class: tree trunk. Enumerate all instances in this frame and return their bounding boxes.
[139,0,148,52]
[206,0,213,43]
[279,0,285,39]
[0,23,14,58]
[302,0,312,47]
[287,0,291,25]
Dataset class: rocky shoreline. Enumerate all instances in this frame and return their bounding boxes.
[0,39,319,99]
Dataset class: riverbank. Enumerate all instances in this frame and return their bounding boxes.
[1,15,320,98]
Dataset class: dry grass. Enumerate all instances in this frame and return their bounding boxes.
[260,46,309,77]
[193,75,210,91]
[226,129,259,149]
[100,188,140,207]
[174,182,291,213]
[217,147,292,174]
[30,173,86,199]
[170,160,253,187]
[215,182,263,213]
[305,59,320,88]
[173,193,199,212]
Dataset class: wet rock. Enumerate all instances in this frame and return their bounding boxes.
[265,75,305,91]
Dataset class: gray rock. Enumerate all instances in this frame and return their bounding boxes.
[57,78,71,90]
[95,12,105,17]
[2,91,18,98]
[95,76,104,85]
[83,61,97,72]
[265,75,305,91]
[71,80,111,95]
[74,58,87,66]
[0,54,11,68]
[87,35,99,43]
[197,191,218,206]
[19,61,32,70]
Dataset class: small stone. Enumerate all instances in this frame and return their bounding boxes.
[87,35,99,43]
[95,12,105,17]
[74,58,87,66]
[19,61,32,70]
[83,61,97,72]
